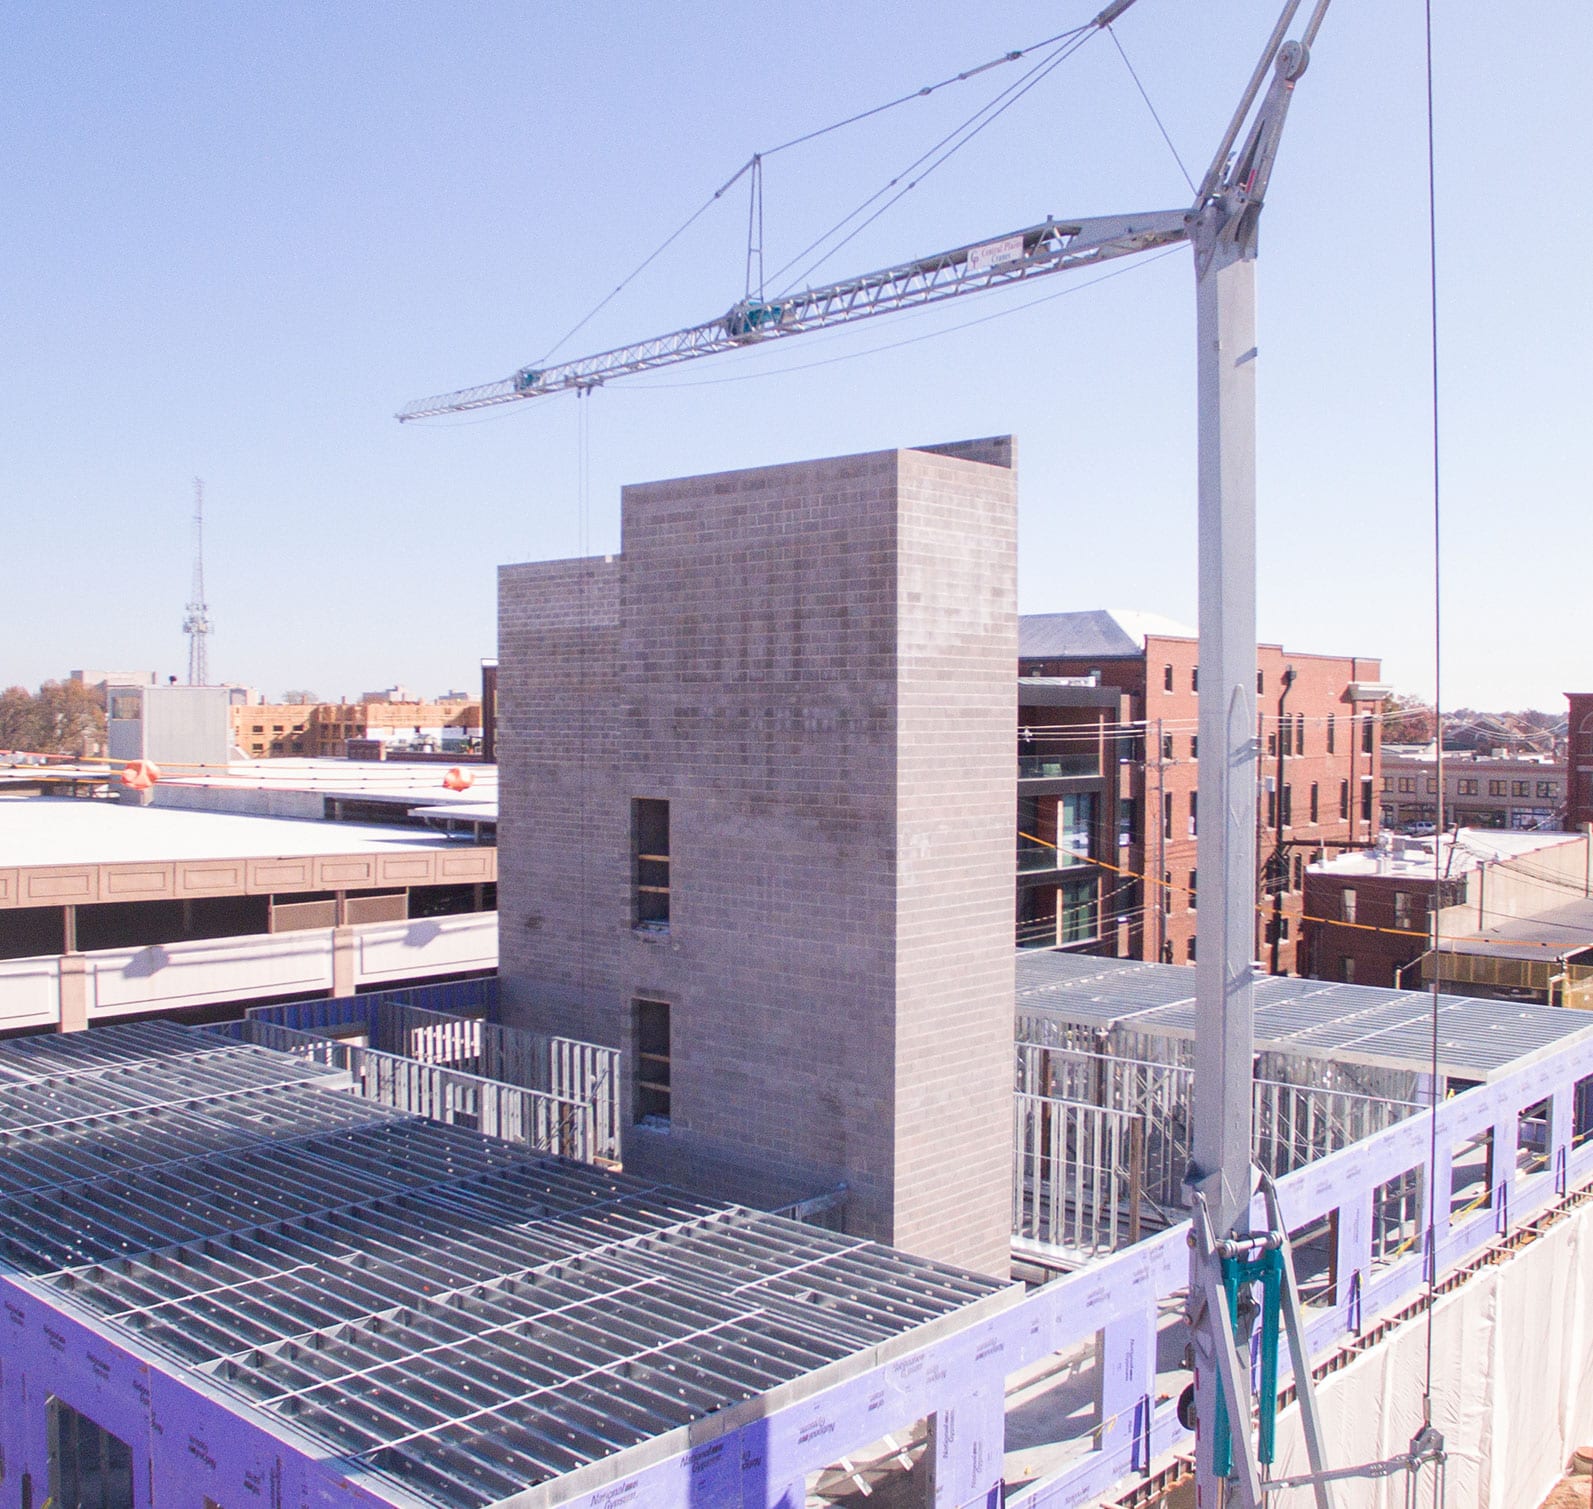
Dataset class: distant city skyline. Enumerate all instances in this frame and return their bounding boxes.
[4,2,1588,709]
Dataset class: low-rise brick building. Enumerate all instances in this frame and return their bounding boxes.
[231,698,482,759]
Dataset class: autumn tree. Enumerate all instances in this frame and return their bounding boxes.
[0,680,106,755]
[1381,692,1436,745]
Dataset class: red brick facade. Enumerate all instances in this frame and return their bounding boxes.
[1021,635,1383,974]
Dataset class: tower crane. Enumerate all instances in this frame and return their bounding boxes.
[400,3,1405,1502]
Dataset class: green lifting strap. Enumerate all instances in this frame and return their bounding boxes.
[1212,1245,1286,1479]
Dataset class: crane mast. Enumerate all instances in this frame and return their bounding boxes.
[402,4,1346,1501]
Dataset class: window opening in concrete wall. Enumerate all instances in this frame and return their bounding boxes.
[1451,1128,1494,1222]
[1517,1097,1552,1178]
[47,1398,134,1509]
[1574,1073,1593,1149]
[632,797,670,930]
[634,998,672,1126]
[1370,1164,1424,1270]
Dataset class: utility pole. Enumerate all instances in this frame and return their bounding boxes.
[1267,665,1295,975]
[183,478,213,687]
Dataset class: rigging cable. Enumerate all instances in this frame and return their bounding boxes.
[771,27,1101,297]
[534,16,1096,367]
[1105,26,1197,194]
[1419,0,1448,1492]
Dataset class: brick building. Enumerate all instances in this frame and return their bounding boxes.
[231,697,482,759]
[1568,692,1593,831]
[496,439,1017,1275]
[1016,677,1126,950]
[1380,749,1567,832]
[1019,610,1386,974]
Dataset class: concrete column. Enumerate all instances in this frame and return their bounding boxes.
[58,954,88,1033]
[332,926,356,998]
[925,1385,1003,1509]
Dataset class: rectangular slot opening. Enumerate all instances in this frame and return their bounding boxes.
[633,998,671,1128]
[632,797,670,931]
[48,1397,135,1509]
[1370,1164,1423,1271]
[1574,1073,1593,1151]
[1288,1209,1338,1309]
[1450,1128,1494,1223]
[1517,1097,1552,1179]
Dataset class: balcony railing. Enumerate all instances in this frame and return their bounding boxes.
[1019,749,1099,779]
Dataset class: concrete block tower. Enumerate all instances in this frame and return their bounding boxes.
[497,438,1016,1275]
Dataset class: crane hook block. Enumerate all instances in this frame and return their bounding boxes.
[723,300,785,341]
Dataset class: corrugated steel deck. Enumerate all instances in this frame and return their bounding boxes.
[1015,950,1593,1080]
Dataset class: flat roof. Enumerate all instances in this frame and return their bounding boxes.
[0,797,455,868]
[1310,828,1580,880]
[1439,897,1593,961]
[0,1023,1009,1509]
[1015,950,1593,1081]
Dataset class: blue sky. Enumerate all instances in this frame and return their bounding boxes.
[4,2,1588,710]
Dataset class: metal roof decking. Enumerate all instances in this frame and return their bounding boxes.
[0,1022,1009,1509]
[1016,950,1593,1081]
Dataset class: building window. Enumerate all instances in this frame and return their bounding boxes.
[1292,854,1303,890]
[1538,781,1557,798]
[1266,787,1277,828]
[1162,733,1175,760]
[1360,776,1374,823]
[1362,716,1374,754]
[1342,956,1356,983]
[1340,780,1350,820]
[1457,778,1478,796]
[1280,718,1294,757]
[48,1397,135,1509]
[1427,777,1439,794]
[1342,888,1358,923]
[1257,670,1265,694]
[1190,735,1199,758]
[1394,891,1414,931]
[1268,731,1278,757]
[1310,782,1320,823]
[1164,663,1174,691]
[1189,869,1198,910]
[1186,936,1198,962]
[1398,777,1415,794]
[1281,784,1292,827]
[633,999,672,1126]
[633,798,671,930]
[1191,666,1199,692]
[1163,792,1174,840]
[1327,714,1336,754]
[1296,713,1305,754]
[1513,780,1530,797]
[1188,791,1198,837]
[1161,871,1172,917]
[1488,780,1506,796]
[1383,775,1394,792]
[1117,798,1136,847]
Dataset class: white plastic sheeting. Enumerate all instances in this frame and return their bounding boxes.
[1268,1197,1593,1507]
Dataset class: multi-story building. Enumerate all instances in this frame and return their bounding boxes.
[231,696,483,759]
[1015,677,1126,951]
[1019,610,1386,974]
[1380,748,1566,832]
[1300,827,1590,993]
[1567,692,1593,831]
[498,439,1018,1275]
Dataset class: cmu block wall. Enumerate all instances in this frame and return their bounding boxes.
[497,441,1016,1275]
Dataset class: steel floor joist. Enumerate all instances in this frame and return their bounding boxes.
[0,1021,1009,1509]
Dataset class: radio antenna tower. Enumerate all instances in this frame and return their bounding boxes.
[183,478,212,686]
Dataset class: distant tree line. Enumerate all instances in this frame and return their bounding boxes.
[0,679,107,756]
[1381,693,1563,752]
